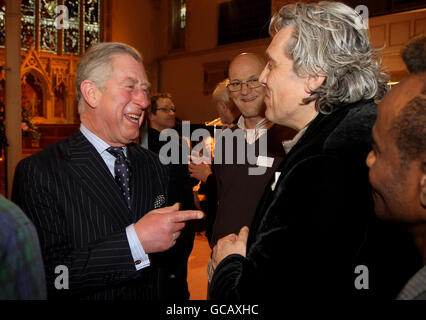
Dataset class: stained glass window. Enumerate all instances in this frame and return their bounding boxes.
[40,0,58,52]
[180,0,186,29]
[0,0,102,55]
[84,0,100,51]
[0,3,5,47]
[21,0,36,49]
[63,0,80,55]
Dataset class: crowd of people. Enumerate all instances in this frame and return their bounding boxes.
[0,1,425,301]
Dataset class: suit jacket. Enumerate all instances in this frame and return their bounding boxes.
[12,130,170,300]
[209,100,421,300]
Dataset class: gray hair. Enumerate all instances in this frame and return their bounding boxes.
[212,79,237,111]
[76,42,143,113]
[270,1,389,113]
[212,79,230,103]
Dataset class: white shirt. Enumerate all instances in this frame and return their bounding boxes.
[282,126,309,154]
[237,116,274,144]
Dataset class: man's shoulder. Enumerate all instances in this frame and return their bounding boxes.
[128,143,169,170]
[324,99,377,156]
[19,134,74,167]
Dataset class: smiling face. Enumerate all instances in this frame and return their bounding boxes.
[84,54,150,146]
[228,54,266,123]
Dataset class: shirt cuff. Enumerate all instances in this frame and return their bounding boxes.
[125,224,150,270]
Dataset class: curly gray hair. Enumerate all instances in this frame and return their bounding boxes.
[270,1,389,113]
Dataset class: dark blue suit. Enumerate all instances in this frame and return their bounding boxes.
[12,130,170,300]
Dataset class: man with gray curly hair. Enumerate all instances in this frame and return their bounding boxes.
[210,1,421,300]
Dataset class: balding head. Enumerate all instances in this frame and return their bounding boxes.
[227,53,267,127]
[229,53,266,77]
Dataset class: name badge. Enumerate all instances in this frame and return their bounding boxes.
[256,155,274,168]
[271,172,281,191]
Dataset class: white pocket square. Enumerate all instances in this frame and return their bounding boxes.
[154,195,166,208]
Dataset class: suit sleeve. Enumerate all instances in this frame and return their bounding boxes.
[12,158,144,297]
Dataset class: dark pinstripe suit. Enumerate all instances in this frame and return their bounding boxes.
[12,130,169,300]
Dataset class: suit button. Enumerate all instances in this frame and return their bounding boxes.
[135,259,141,265]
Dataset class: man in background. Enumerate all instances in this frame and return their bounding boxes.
[146,92,197,299]
[205,79,241,127]
[209,52,295,248]
[146,92,177,154]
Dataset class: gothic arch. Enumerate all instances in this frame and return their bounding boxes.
[21,68,50,120]
[21,47,53,122]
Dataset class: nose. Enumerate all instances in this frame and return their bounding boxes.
[240,82,250,95]
[259,64,269,86]
[133,88,149,109]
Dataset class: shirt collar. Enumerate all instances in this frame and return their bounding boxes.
[237,116,273,131]
[80,124,128,156]
[282,125,309,154]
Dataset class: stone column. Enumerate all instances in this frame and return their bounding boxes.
[5,0,22,199]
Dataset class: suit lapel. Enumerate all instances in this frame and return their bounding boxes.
[65,130,133,227]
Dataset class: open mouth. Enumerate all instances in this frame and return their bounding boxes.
[125,113,141,124]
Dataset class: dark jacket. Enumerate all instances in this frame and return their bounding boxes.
[12,130,170,300]
[146,126,197,300]
[209,100,421,300]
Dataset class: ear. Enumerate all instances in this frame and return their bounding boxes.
[217,101,227,111]
[420,164,426,208]
[80,80,100,109]
[306,74,326,92]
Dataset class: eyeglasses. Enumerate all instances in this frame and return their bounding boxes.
[226,78,262,92]
[154,107,176,113]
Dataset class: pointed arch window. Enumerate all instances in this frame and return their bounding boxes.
[0,0,102,55]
